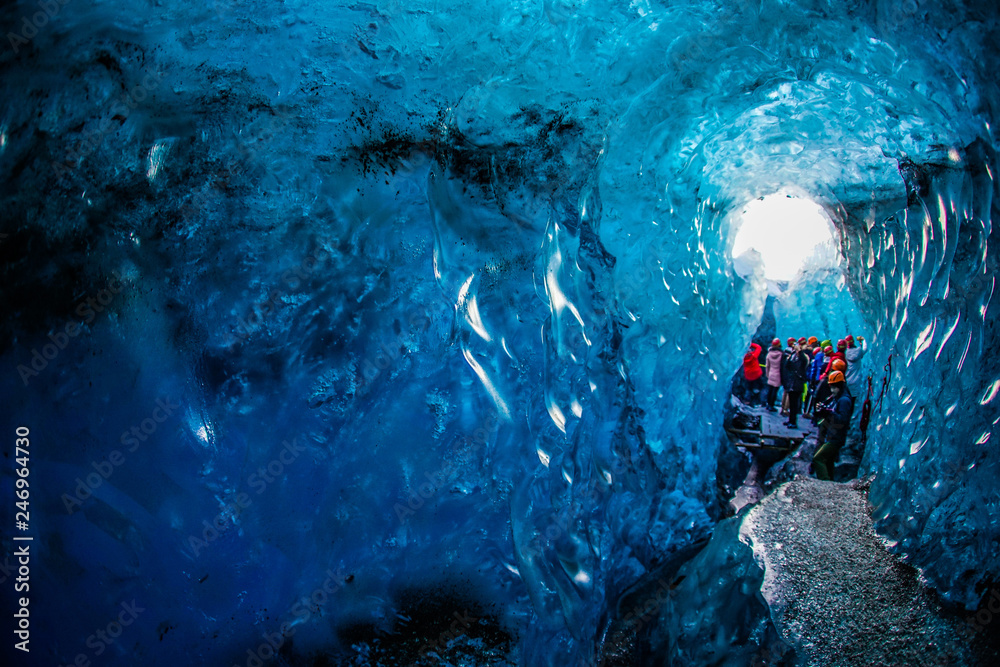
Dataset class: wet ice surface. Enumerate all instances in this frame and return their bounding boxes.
[742,478,991,666]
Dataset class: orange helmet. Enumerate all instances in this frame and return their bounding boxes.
[828,371,845,384]
[832,359,847,372]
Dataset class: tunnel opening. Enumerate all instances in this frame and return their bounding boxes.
[722,202,873,514]
[730,192,838,284]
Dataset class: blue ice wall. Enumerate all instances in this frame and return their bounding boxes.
[1,0,998,664]
[842,150,1000,609]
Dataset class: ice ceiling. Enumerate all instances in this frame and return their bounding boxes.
[0,0,998,664]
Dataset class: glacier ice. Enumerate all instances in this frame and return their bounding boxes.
[0,0,998,664]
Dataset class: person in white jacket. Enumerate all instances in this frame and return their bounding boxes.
[844,334,867,396]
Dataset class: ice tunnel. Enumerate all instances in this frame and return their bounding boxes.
[0,0,998,665]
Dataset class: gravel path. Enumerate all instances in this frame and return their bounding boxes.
[741,477,974,666]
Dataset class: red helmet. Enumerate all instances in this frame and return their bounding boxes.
[798,337,807,345]
[771,338,781,347]
[814,348,824,357]
[845,335,854,343]
[824,345,834,354]
[837,339,847,350]
[787,337,796,346]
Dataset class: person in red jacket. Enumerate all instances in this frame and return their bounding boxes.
[820,339,849,379]
[742,342,765,407]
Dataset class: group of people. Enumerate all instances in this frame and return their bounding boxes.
[741,334,868,480]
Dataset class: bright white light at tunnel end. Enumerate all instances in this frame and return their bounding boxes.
[730,192,838,284]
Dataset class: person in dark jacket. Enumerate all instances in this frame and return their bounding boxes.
[804,346,826,416]
[780,337,796,415]
[810,354,844,425]
[812,371,855,480]
[742,342,765,407]
[783,341,809,428]
[796,336,810,407]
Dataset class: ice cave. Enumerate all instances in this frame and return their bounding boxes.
[0,0,998,665]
